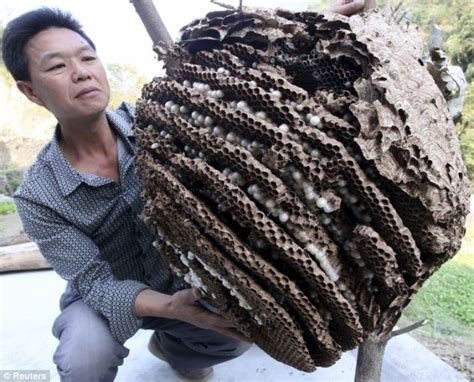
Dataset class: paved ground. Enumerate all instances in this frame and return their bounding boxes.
[0,211,22,237]
[0,269,467,382]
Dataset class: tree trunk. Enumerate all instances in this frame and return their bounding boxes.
[130,0,172,46]
[354,334,388,382]
[0,242,51,273]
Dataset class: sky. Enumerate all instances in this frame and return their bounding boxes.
[1,0,318,79]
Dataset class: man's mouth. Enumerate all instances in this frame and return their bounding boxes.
[76,87,100,98]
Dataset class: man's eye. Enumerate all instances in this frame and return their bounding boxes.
[83,56,96,61]
[47,63,65,71]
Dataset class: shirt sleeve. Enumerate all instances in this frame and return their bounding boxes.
[14,195,150,343]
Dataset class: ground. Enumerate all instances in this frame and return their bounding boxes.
[412,332,473,380]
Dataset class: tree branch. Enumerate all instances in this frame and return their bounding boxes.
[457,121,469,139]
[392,1,404,17]
[210,0,236,10]
[130,0,172,46]
[389,319,428,338]
[395,10,408,24]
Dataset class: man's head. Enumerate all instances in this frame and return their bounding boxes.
[2,8,110,122]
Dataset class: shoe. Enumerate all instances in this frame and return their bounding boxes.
[148,333,214,381]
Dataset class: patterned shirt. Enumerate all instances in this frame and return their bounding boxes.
[13,102,177,344]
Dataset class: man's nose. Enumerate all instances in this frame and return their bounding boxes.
[71,61,92,82]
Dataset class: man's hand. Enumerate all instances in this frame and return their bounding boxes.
[134,287,250,342]
[328,0,366,16]
[168,288,250,342]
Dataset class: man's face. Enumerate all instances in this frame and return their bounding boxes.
[17,27,110,123]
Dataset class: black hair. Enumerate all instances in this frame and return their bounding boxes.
[1,7,96,81]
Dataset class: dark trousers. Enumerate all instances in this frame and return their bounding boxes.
[51,289,251,381]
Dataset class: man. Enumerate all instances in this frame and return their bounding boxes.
[2,2,364,381]
[329,0,366,15]
[3,8,250,382]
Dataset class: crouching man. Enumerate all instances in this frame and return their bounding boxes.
[2,8,251,382]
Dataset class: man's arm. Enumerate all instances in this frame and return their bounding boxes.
[15,195,248,343]
[328,0,366,15]
[14,195,150,343]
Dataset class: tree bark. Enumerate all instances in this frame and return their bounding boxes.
[130,0,172,46]
[354,334,388,382]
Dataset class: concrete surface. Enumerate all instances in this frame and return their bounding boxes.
[0,211,23,237]
[0,269,467,382]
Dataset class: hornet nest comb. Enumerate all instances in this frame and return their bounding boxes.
[133,8,470,372]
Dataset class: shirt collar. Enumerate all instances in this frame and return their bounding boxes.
[46,108,137,197]
[106,106,137,155]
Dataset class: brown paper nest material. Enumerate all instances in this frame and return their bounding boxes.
[133,8,470,372]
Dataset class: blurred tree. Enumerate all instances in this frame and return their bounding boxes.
[395,1,473,183]
[0,21,54,140]
[106,63,148,109]
[409,0,473,81]
[307,0,332,11]
[0,21,10,81]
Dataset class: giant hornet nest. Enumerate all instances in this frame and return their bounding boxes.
[133,8,470,372]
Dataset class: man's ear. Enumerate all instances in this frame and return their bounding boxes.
[16,81,45,107]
